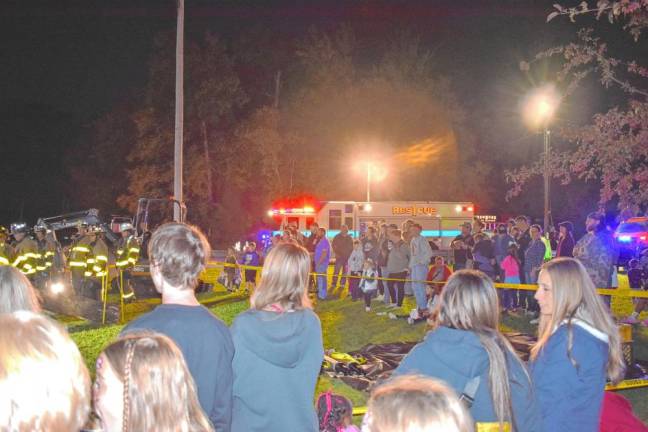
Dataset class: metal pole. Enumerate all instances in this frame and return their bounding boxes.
[173,0,184,222]
[543,128,551,234]
[366,163,371,203]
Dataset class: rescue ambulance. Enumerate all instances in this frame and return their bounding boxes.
[266,200,475,250]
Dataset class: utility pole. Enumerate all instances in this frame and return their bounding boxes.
[173,0,184,222]
[543,127,551,235]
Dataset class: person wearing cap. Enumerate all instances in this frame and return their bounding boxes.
[556,221,575,258]
[451,223,475,271]
[0,227,13,266]
[10,223,38,277]
[409,223,433,315]
[573,212,619,291]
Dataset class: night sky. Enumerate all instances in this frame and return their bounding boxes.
[0,0,631,226]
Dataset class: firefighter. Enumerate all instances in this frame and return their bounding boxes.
[10,223,39,277]
[0,227,12,266]
[68,222,93,296]
[34,224,57,275]
[115,222,138,299]
[86,225,109,300]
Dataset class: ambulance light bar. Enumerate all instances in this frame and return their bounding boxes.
[268,207,316,217]
[455,205,474,213]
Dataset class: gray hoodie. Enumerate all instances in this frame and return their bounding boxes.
[230,308,324,432]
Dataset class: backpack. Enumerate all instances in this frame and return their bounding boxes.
[317,391,353,432]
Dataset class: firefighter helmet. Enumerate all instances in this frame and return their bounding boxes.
[120,222,134,232]
[34,224,48,233]
[10,222,28,235]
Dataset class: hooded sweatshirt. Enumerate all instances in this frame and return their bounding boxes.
[394,326,541,432]
[529,320,610,432]
[230,308,324,432]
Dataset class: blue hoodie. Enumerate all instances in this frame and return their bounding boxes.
[529,320,610,432]
[230,308,324,432]
[394,326,541,432]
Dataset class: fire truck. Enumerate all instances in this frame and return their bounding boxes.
[266,200,475,250]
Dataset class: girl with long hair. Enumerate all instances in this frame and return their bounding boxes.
[0,265,40,313]
[394,270,540,431]
[94,331,213,432]
[230,242,324,431]
[530,257,624,432]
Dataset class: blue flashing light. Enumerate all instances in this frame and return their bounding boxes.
[270,229,461,239]
[618,235,632,243]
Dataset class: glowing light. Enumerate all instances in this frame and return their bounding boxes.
[618,235,632,242]
[303,206,315,214]
[364,203,373,212]
[455,205,462,213]
[279,209,286,214]
[467,206,474,212]
[522,84,560,129]
[267,210,274,217]
[50,282,65,295]
[640,236,647,241]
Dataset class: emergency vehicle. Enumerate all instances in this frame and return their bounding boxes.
[266,200,475,250]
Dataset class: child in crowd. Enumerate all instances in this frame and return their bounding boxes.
[500,244,521,313]
[426,256,452,303]
[361,375,473,432]
[94,331,213,432]
[317,392,360,432]
[622,258,648,325]
[0,312,91,432]
[225,247,239,292]
[359,258,378,312]
[243,242,260,293]
[531,258,624,432]
[348,239,365,301]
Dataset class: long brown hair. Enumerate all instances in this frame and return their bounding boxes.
[101,331,213,432]
[251,242,312,311]
[0,265,40,313]
[432,270,529,430]
[530,258,624,383]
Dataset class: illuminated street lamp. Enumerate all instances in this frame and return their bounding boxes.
[523,84,560,235]
[362,162,387,207]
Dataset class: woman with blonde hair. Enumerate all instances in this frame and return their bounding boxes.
[230,242,324,432]
[94,331,213,432]
[530,257,624,432]
[0,311,90,431]
[394,269,540,431]
[0,265,40,313]
[362,375,473,432]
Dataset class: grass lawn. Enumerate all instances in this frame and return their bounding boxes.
[64,270,648,423]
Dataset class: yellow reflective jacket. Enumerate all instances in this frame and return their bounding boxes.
[89,238,109,277]
[12,237,39,275]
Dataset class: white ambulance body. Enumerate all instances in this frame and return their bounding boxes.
[269,200,474,250]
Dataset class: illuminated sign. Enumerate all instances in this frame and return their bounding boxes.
[392,206,438,216]
[476,215,497,223]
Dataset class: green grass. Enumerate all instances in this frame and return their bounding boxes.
[65,272,648,423]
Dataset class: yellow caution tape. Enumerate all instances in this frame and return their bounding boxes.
[606,378,648,391]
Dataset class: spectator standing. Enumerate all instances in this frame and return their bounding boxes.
[242,242,260,292]
[500,245,521,312]
[304,222,320,253]
[386,229,411,308]
[621,259,648,325]
[401,220,415,295]
[409,223,433,315]
[530,258,624,432]
[94,332,213,432]
[394,270,540,431]
[524,225,546,319]
[472,233,497,279]
[347,239,365,301]
[376,225,393,304]
[362,227,380,264]
[224,247,239,292]
[556,221,575,257]
[0,312,91,432]
[359,258,379,312]
[230,243,324,432]
[361,375,473,432]
[515,216,532,283]
[573,212,619,290]
[122,223,234,431]
[493,223,514,270]
[332,225,354,290]
[451,223,474,271]
[315,228,331,300]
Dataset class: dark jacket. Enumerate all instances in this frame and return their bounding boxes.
[230,309,324,432]
[529,320,610,432]
[332,233,353,261]
[395,326,541,431]
[556,234,575,257]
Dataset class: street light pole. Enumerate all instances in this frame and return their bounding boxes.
[173,0,184,222]
[366,163,371,203]
[543,127,551,235]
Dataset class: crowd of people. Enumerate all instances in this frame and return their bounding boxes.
[2,213,647,431]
